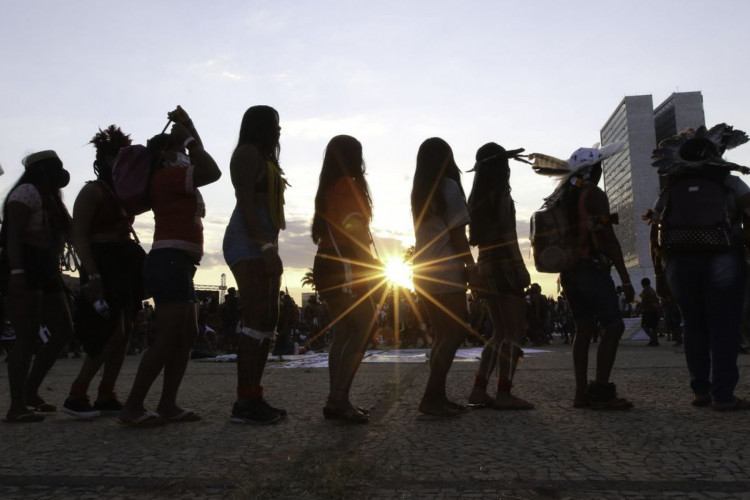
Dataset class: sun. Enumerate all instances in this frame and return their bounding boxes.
[383,257,414,290]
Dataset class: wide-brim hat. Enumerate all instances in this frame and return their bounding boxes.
[652,123,749,175]
[23,150,62,169]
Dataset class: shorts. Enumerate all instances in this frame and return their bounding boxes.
[146,248,197,306]
[223,207,278,268]
[0,245,63,294]
[477,252,529,296]
[559,258,622,327]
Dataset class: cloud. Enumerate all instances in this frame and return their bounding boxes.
[221,71,244,81]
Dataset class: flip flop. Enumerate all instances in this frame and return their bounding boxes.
[4,411,45,423]
[164,409,202,423]
[119,411,168,427]
[28,403,57,413]
[416,408,460,420]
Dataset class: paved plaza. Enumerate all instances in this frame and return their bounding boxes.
[0,341,749,499]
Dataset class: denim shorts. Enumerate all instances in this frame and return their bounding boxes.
[223,207,278,268]
[560,258,622,327]
[146,248,197,305]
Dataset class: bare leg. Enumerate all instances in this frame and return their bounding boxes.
[121,302,186,419]
[420,292,468,416]
[572,320,595,407]
[5,290,43,417]
[157,303,196,417]
[68,313,126,399]
[26,291,74,406]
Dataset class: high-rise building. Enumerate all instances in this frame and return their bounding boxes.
[599,92,705,285]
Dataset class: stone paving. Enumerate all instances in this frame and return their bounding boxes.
[0,341,749,499]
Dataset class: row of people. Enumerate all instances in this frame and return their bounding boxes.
[2,106,748,424]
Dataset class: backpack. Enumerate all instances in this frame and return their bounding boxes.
[111,145,152,216]
[657,175,736,252]
[530,185,579,273]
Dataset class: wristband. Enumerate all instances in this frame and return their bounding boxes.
[88,273,101,281]
[622,282,633,288]
[10,269,24,275]
[260,242,275,252]
[183,137,196,150]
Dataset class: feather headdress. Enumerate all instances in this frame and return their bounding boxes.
[652,123,749,176]
[528,141,626,197]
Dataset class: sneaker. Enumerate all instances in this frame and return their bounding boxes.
[61,397,100,419]
[231,398,281,425]
[94,395,124,417]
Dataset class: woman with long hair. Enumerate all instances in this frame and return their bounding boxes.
[223,105,287,425]
[119,106,221,426]
[411,137,477,418]
[61,126,146,418]
[312,135,378,424]
[466,142,534,409]
[1,151,74,422]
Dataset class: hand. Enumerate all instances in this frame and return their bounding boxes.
[84,276,104,302]
[261,247,283,277]
[167,105,193,127]
[622,282,635,302]
[170,123,193,146]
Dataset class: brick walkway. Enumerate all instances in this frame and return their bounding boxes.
[0,342,749,499]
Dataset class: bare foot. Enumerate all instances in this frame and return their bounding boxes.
[494,393,535,410]
[468,387,495,407]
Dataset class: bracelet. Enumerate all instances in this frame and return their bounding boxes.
[622,282,633,288]
[88,273,101,281]
[260,242,275,252]
[10,269,24,275]
[183,137,196,150]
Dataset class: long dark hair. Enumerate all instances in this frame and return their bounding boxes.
[0,155,71,250]
[235,105,280,163]
[411,137,465,225]
[89,125,132,190]
[468,143,512,246]
[311,135,372,244]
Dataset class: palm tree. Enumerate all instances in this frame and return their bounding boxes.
[300,268,316,291]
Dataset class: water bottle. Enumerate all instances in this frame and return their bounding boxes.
[94,299,110,319]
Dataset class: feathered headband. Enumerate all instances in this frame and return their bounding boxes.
[652,123,749,176]
[467,142,531,172]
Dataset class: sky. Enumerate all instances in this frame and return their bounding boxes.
[2,0,750,303]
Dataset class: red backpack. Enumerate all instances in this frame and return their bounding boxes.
[111,145,152,216]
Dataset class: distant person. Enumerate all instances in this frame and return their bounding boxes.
[531,143,634,410]
[62,125,146,419]
[639,278,660,347]
[220,287,240,353]
[120,106,221,426]
[465,143,533,410]
[411,137,478,418]
[312,135,380,424]
[649,123,750,410]
[222,105,287,424]
[0,151,74,422]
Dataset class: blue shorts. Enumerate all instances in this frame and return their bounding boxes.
[560,258,622,327]
[223,207,278,268]
[146,248,197,305]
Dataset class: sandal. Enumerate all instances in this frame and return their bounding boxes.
[4,411,45,423]
[28,402,57,413]
[162,409,202,423]
[322,405,369,424]
[691,394,712,407]
[119,411,168,427]
[712,397,750,412]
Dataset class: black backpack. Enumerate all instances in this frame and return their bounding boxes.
[657,174,736,252]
